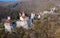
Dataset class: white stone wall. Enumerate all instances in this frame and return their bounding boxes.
[4,23,12,32]
[16,17,29,29]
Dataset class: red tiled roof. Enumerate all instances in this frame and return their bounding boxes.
[22,16,28,19]
[5,20,12,23]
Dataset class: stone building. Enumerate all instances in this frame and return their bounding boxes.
[16,11,29,29]
[4,16,13,32]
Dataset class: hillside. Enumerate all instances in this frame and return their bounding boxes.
[0,0,60,22]
[0,0,60,38]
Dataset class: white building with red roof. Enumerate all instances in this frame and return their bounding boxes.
[4,16,13,32]
[16,11,29,29]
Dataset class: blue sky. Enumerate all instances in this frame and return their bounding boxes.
[0,0,17,2]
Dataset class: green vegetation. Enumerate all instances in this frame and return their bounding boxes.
[0,13,60,38]
[0,2,60,38]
